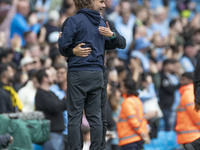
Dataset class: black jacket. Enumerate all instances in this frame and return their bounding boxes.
[103,19,126,50]
[159,72,179,110]
[0,82,15,113]
[35,88,67,133]
[193,53,200,104]
[58,9,126,71]
[58,8,107,71]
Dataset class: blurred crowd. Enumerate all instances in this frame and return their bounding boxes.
[1,0,200,149]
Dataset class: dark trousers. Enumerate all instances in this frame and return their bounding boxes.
[162,109,176,131]
[191,137,200,150]
[121,141,143,150]
[101,70,108,149]
[63,135,69,150]
[148,117,160,139]
[184,143,196,150]
[67,71,103,150]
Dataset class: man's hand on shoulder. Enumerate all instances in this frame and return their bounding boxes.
[73,43,92,57]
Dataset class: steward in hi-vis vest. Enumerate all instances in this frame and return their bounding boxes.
[117,76,150,150]
[175,73,200,149]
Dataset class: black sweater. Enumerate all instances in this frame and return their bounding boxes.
[35,88,67,132]
[159,72,179,110]
[194,53,200,104]
[0,82,15,113]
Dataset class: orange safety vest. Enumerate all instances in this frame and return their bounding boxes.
[117,95,148,146]
[175,84,200,144]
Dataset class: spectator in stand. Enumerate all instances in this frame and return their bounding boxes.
[131,37,151,72]
[0,0,17,47]
[19,56,36,84]
[180,41,198,73]
[18,69,38,112]
[44,10,60,44]
[0,48,13,63]
[168,18,184,47]
[10,0,40,46]
[151,6,169,39]
[35,0,51,23]
[50,63,69,150]
[114,0,135,63]
[0,63,23,113]
[23,31,38,48]
[35,68,67,150]
[159,59,180,131]
[138,73,162,139]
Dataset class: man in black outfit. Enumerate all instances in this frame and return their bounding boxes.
[193,53,200,149]
[35,68,67,150]
[74,19,126,149]
[0,63,19,113]
[101,19,126,149]
[194,53,200,112]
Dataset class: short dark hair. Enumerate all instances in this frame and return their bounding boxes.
[184,41,194,49]
[54,63,67,71]
[141,72,149,82]
[116,65,126,75]
[182,72,193,80]
[169,18,179,28]
[163,59,177,67]
[28,69,38,80]
[0,63,8,79]
[0,0,12,4]
[0,48,12,63]
[35,69,48,84]
[23,31,32,39]
[73,0,93,10]
[124,75,139,96]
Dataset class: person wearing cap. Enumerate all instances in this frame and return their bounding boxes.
[175,72,200,150]
[131,37,151,72]
[20,56,36,73]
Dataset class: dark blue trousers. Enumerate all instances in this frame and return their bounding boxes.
[67,71,104,150]
[121,141,143,150]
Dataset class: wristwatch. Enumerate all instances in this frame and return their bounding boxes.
[110,32,116,39]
